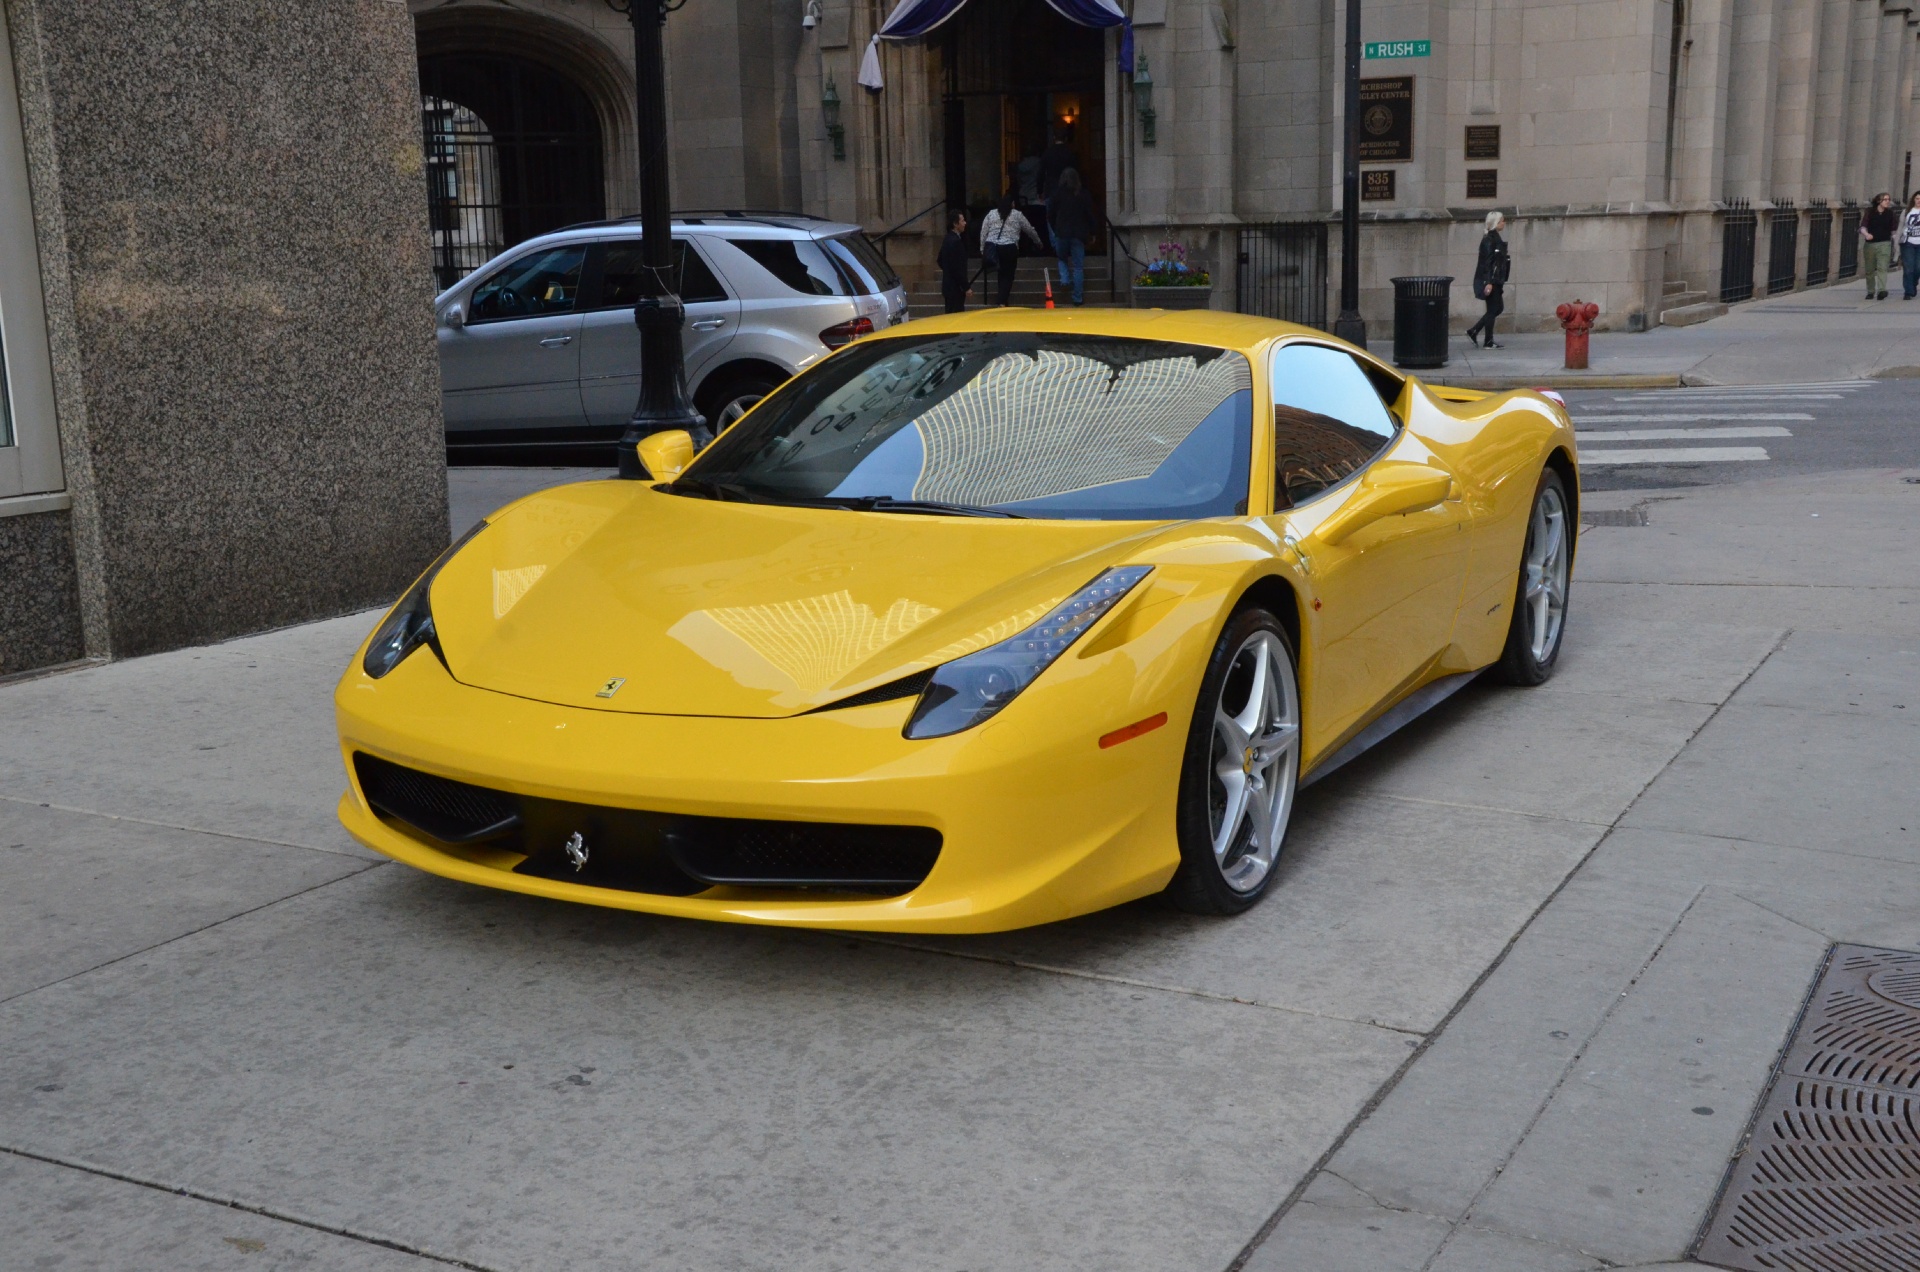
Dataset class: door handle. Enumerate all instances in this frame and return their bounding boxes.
[538,335,573,347]
[690,318,726,332]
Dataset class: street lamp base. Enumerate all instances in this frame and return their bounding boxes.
[1333,313,1368,349]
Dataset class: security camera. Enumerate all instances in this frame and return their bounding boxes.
[803,1,820,28]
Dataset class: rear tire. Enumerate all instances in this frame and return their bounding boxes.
[1164,608,1301,916]
[1493,468,1572,686]
[696,367,785,437]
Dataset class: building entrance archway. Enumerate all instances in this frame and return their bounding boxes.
[940,0,1105,251]
[419,53,605,288]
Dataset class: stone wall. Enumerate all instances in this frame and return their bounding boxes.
[5,0,446,663]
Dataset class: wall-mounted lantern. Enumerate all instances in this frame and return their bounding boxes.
[822,74,846,160]
[1133,55,1155,146]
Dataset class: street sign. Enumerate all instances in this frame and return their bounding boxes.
[1365,40,1430,59]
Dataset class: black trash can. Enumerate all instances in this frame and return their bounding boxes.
[1390,275,1454,369]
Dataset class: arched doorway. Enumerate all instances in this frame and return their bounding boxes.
[941,0,1106,249]
[419,54,605,289]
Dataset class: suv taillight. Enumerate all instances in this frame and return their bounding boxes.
[820,316,874,349]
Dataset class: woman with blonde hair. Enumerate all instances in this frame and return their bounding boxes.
[1466,210,1511,348]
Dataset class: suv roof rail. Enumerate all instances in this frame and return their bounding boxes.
[554,210,841,234]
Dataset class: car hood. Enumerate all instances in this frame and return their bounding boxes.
[430,481,1163,719]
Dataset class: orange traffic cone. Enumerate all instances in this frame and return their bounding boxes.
[1044,276,1055,309]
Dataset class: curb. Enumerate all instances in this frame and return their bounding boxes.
[1421,372,1684,390]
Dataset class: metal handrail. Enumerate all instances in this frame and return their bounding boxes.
[1107,224,1152,271]
[873,198,948,259]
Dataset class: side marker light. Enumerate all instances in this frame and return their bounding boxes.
[1099,712,1168,749]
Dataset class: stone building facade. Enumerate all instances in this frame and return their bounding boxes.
[409,0,1920,332]
[1,1,446,676]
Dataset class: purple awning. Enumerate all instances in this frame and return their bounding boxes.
[861,0,1130,91]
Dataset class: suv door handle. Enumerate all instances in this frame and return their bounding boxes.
[690,318,726,331]
[538,335,573,347]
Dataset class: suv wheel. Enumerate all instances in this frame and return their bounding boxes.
[697,368,786,436]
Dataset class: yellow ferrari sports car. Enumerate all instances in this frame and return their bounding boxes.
[335,308,1577,932]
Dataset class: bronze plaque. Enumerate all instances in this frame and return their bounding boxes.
[1358,77,1414,162]
[1466,169,1498,199]
[1465,125,1501,160]
[1362,169,1397,201]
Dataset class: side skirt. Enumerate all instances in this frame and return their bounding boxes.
[1299,669,1482,789]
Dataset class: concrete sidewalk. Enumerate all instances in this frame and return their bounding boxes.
[1421,284,1920,388]
[1,467,1915,1270]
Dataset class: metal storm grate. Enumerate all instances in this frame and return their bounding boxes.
[1696,945,1920,1271]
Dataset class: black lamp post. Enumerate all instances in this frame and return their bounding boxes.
[608,0,708,476]
[1332,0,1367,347]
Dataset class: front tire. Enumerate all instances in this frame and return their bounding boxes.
[1165,608,1301,916]
[1493,468,1572,686]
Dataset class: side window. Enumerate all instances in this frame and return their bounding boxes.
[595,240,729,309]
[467,245,586,323]
[1269,343,1399,507]
[726,237,851,296]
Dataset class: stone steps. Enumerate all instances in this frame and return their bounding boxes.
[1661,300,1729,326]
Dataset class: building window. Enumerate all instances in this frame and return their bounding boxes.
[0,2,67,508]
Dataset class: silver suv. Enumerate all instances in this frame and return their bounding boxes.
[435,212,909,452]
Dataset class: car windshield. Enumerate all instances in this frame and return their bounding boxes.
[684,332,1254,521]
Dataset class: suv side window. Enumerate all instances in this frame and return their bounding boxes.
[594,239,728,309]
[467,245,586,323]
[727,237,851,296]
[1269,343,1399,507]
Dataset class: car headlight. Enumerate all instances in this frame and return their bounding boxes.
[904,566,1153,739]
[362,522,487,680]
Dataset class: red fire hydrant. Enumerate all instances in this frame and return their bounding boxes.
[1557,300,1599,370]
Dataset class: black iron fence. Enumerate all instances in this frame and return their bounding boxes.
[1766,199,1799,295]
[1720,197,1757,303]
[1235,222,1329,329]
[1806,198,1831,286]
[1839,201,1861,279]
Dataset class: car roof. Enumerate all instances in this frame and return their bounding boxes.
[550,211,864,238]
[858,307,1330,360]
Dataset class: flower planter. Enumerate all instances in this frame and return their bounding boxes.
[1131,284,1213,310]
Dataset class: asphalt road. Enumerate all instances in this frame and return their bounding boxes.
[1562,377,1920,491]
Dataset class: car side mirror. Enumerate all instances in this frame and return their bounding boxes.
[636,429,697,483]
[1314,461,1454,546]
[443,302,465,330]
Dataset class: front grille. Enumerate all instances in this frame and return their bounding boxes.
[354,753,520,843]
[664,818,941,888]
[352,753,940,896]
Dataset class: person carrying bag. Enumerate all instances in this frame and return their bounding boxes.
[978,193,1043,308]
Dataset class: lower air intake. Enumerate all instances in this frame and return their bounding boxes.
[352,754,940,896]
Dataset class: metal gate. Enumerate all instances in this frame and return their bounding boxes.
[1766,199,1798,295]
[1720,197,1757,303]
[1805,197,1831,286]
[1839,201,1862,279]
[1236,222,1328,329]
[419,54,605,290]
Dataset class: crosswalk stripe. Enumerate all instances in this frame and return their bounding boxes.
[1580,446,1770,465]
[1575,425,1792,441]
[1569,412,1811,423]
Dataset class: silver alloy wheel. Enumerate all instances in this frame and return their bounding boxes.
[1208,630,1301,893]
[1522,484,1571,662]
[717,393,764,428]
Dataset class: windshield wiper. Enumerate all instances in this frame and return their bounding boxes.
[814,495,1026,519]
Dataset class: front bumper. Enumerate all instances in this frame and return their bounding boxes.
[334,646,1190,933]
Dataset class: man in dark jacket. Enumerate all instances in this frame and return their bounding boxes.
[1466,211,1511,348]
[938,209,971,313]
[1049,169,1096,306]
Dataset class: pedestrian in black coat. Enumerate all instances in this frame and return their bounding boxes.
[1466,211,1511,348]
[938,209,971,314]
